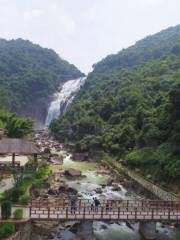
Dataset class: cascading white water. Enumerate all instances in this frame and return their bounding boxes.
[45,77,84,126]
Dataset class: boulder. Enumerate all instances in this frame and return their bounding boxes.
[95,188,103,194]
[44,147,51,154]
[107,178,114,186]
[100,224,108,230]
[64,168,82,177]
[48,188,57,195]
[112,183,121,191]
[58,229,76,240]
[73,152,89,161]
[59,186,67,193]
[66,187,78,195]
[59,186,78,196]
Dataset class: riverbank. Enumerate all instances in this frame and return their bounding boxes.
[1,130,179,240]
[29,130,180,240]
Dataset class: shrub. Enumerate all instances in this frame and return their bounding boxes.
[19,194,31,205]
[10,188,24,203]
[125,150,145,166]
[13,209,23,219]
[0,223,15,238]
[1,201,12,219]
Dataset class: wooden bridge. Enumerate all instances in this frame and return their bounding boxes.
[29,198,180,221]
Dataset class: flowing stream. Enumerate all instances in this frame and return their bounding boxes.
[45,78,84,126]
[54,153,180,240]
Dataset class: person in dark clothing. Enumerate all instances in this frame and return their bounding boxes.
[91,203,94,211]
[105,203,110,212]
[94,197,100,212]
[70,198,76,214]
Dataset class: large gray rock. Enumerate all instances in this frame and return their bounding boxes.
[58,230,76,240]
[139,221,157,240]
[73,153,89,161]
[64,169,82,177]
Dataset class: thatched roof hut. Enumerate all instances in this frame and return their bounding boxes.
[0,138,40,166]
[0,138,40,154]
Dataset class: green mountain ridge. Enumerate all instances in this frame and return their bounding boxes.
[93,25,180,71]
[51,25,180,187]
[0,38,84,123]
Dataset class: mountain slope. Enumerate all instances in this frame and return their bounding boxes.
[0,38,84,123]
[93,25,180,72]
[50,25,180,187]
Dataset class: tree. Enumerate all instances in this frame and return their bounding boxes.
[0,111,33,138]
[1,201,12,219]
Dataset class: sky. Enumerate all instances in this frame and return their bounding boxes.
[0,0,180,74]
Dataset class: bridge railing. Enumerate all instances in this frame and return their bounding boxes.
[30,198,180,211]
[29,203,180,221]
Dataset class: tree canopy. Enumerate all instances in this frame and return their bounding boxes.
[0,111,33,138]
[50,25,180,182]
[0,38,84,116]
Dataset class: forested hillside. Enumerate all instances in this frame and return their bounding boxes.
[0,38,83,123]
[0,110,33,138]
[51,25,180,185]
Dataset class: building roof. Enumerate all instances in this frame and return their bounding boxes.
[0,138,40,155]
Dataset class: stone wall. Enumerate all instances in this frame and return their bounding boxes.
[126,169,179,201]
[112,162,179,201]
[5,231,21,240]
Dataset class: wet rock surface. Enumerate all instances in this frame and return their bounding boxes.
[30,130,180,240]
[64,169,82,177]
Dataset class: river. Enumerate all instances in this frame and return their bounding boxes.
[50,152,180,240]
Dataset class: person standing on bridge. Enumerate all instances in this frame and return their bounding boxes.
[94,197,101,212]
[70,197,76,214]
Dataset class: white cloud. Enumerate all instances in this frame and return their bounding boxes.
[137,0,165,5]
[24,9,44,19]
[0,0,179,73]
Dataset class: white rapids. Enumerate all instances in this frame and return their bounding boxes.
[45,77,84,126]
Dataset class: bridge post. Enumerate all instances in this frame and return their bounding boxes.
[101,207,104,218]
[118,207,120,219]
[168,208,170,220]
[66,208,68,219]
[29,206,31,217]
[139,221,156,240]
[135,207,137,220]
[83,207,86,219]
[48,207,50,218]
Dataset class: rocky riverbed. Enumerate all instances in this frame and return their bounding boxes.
[30,130,180,240]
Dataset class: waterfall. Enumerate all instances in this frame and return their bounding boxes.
[45,77,84,126]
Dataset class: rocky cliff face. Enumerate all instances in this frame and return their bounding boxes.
[19,96,49,129]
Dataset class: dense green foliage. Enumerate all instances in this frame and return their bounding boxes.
[0,38,83,114]
[51,25,180,181]
[13,208,23,219]
[0,223,15,239]
[1,162,50,204]
[1,201,12,219]
[0,111,33,138]
[93,25,180,71]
